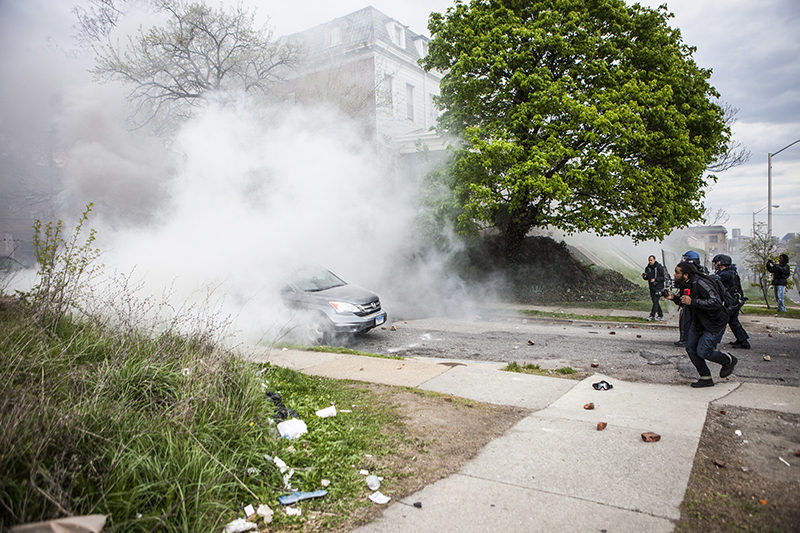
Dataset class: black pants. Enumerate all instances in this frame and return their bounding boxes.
[649,290,663,318]
[728,303,749,342]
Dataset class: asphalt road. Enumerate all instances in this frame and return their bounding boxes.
[347,309,800,387]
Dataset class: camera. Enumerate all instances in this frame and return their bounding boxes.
[660,288,670,298]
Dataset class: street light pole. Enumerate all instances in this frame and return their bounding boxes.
[768,139,800,240]
[753,205,779,237]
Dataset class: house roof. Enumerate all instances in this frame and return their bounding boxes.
[687,225,728,235]
[288,6,428,63]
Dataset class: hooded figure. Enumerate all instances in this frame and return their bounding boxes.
[766,254,791,312]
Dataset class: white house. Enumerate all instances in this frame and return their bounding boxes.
[285,6,446,155]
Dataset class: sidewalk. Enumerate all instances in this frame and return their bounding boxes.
[254,349,800,533]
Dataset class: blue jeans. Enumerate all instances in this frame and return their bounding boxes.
[774,285,786,312]
[686,322,728,378]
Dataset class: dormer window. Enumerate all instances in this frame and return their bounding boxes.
[331,27,342,45]
[386,21,406,48]
[413,37,429,57]
[328,24,343,46]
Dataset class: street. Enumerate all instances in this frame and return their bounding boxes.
[348,309,800,387]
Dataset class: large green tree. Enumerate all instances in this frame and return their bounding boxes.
[422,0,729,260]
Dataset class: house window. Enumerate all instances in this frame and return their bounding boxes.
[413,38,428,57]
[709,235,718,243]
[406,84,414,121]
[329,25,342,45]
[382,74,394,110]
[386,22,406,48]
[394,25,404,47]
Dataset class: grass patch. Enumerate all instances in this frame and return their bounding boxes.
[739,306,800,319]
[538,300,653,312]
[504,362,586,380]
[276,343,403,359]
[0,304,407,532]
[518,309,651,324]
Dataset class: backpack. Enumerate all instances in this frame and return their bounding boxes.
[701,274,738,319]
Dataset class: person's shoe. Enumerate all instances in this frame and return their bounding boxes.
[655,316,664,321]
[647,316,654,322]
[674,340,687,347]
[691,378,715,388]
[731,341,750,349]
[728,340,743,346]
[720,353,738,378]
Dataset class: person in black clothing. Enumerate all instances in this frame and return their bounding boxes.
[712,254,750,349]
[665,261,737,388]
[672,250,705,347]
[766,254,791,312]
[643,255,665,321]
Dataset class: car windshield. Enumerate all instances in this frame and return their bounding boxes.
[288,265,346,292]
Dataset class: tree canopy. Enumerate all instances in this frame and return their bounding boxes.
[92,1,300,127]
[422,0,730,259]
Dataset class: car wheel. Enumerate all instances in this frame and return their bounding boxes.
[301,316,329,345]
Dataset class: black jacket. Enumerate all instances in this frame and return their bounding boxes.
[718,268,742,297]
[686,274,728,334]
[766,261,790,286]
[644,261,665,292]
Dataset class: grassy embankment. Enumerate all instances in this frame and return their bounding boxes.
[0,210,408,533]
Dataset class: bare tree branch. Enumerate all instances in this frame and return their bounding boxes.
[707,101,751,173]
[91,1,301,129]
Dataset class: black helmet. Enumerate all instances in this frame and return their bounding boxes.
[713,254,732,266]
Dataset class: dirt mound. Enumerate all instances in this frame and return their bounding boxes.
[457,235,646,303]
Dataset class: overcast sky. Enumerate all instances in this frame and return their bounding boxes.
[2,0,799,238]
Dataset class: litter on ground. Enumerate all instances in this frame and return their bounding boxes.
[223,518,257,533]
[277,418,308,439]
[369,491,391,505]
[278,490,328,505]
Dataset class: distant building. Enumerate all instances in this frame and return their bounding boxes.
[686,225,728,259]
[284,7,445,155]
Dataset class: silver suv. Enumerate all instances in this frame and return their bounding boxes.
[281,264,387,344]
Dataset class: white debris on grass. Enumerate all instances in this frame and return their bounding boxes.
[369,491,391,505]
[223,518,257,533]
[257,504,274,524]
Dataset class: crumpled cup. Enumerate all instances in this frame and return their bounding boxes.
[366,475,380,491]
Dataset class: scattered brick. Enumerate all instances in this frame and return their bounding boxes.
[590,362,599,368]
[528,340,535,345]
[609,331,616,335]
[597,422,607,431]
[390,325,397,331]
[714,460,726,468]
[584,402,595,410]
[641,432,661,442]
